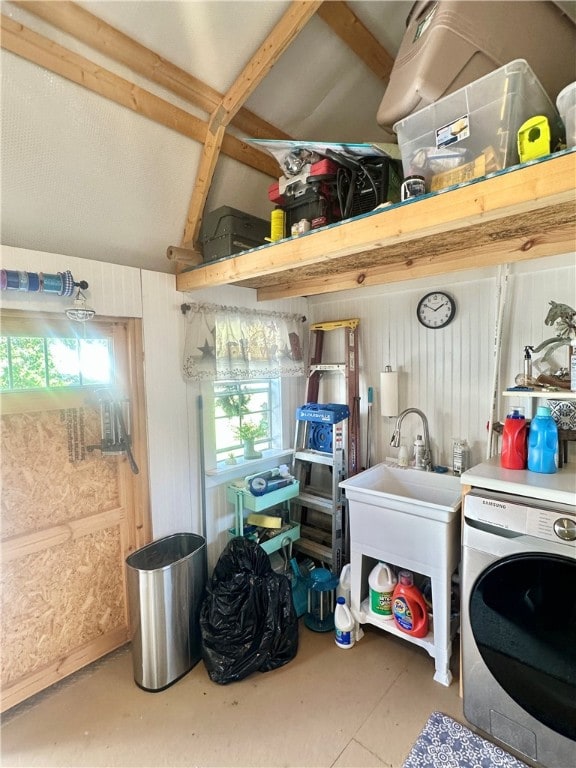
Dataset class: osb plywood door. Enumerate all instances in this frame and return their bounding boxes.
[0,312,150,712]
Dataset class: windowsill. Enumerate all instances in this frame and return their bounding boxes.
[204,448,294,488]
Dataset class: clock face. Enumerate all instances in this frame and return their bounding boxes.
[417,291,456,328]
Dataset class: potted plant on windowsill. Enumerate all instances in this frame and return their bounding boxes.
[234,420,268,460]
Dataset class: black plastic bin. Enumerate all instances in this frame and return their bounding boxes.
[125,533,207,691]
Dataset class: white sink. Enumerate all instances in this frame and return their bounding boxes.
[341,462,463,688]
[340,462,462,522]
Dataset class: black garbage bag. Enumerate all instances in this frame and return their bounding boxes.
[200,537,299,684]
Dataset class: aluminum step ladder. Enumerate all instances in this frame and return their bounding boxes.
[290,319,361,574]
[291,413,348,574]
[305,318,361,477]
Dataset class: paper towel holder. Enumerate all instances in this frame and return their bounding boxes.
[380,365,399,417]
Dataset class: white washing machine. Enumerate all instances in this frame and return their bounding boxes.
[462,487,576,768]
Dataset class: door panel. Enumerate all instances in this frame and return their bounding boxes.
[469,553,576,741]
[0,312,150,712]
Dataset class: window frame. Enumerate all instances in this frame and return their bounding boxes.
[0,310,120,415]
[203,377,283,471]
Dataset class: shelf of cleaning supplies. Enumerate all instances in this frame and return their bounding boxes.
[357,597,460,649]
[502,391,575,399]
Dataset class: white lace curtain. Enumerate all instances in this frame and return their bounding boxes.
[182,301,306,381]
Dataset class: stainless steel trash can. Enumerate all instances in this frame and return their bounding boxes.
[126,532,207,691]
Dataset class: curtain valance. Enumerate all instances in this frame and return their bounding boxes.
[182,301,305,381]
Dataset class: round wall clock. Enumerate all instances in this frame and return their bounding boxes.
[416,291,456,328]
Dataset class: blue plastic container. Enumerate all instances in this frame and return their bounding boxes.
[527,405,558,474]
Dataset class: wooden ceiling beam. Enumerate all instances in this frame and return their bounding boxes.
[9,0,292,141]
[316,1,395,82]
[0,15,279,179]
[220,0,324,125]
[181,0,323,251]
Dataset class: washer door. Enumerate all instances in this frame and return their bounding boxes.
[469,553,576,741]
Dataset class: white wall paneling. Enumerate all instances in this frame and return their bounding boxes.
[3,246,574,570]
[307,253,576,471]
[0,246,142,317]
[140,270,197,539]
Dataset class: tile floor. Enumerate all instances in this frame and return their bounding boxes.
[1,623,464,768]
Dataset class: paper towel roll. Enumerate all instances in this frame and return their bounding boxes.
[380,369,399,416]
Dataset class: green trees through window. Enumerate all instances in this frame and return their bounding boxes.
[214,380,274,462]
[0,334,111,391]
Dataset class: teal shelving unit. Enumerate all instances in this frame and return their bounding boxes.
[226,481,301,555]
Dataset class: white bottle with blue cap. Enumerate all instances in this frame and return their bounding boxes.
[334,596,355,649]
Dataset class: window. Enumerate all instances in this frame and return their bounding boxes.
[0,335,111,392]
[0,309,115,420]
[213,379,280,463]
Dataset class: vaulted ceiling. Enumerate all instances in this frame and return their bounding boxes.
[1,1,411,274]
[3,1,574,281]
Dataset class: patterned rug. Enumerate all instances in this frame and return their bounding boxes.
[402,711,530,768]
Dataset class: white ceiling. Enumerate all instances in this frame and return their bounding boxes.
[0,1,410,274]
[1,1,574,275]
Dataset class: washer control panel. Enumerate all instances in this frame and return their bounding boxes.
[465,490,576,547]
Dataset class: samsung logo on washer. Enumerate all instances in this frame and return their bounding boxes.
[480,499,507,510]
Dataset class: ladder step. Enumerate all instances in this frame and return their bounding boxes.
[294,537,333,564]
[309,363,347,372]
[293,492,335,513]
[294,449,339,466]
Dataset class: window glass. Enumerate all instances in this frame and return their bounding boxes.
[214,379,277,463]
[0,333,112,392]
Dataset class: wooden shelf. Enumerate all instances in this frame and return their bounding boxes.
[175,151,576,300]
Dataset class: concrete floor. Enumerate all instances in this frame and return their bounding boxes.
[1,623,464,768]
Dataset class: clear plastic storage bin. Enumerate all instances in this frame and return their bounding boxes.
[393,59,563,191]
[557,82,576,149]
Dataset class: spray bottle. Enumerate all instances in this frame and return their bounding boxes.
[515,345,535,386]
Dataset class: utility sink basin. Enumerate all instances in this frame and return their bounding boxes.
[340,462,462,522]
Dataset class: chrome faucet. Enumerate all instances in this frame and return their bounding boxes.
[390,408,433,471]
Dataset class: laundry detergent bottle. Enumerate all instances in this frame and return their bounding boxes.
[392,570,428,638]
[501,408,527,469]
[336,563,352,609]
[368,562,397,620]
[527,405,558,474]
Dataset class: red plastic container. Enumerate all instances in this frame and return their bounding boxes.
[501,409,528,470]
[391,571,428,638]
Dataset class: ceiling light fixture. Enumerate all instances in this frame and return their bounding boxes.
[65,283,95,322]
